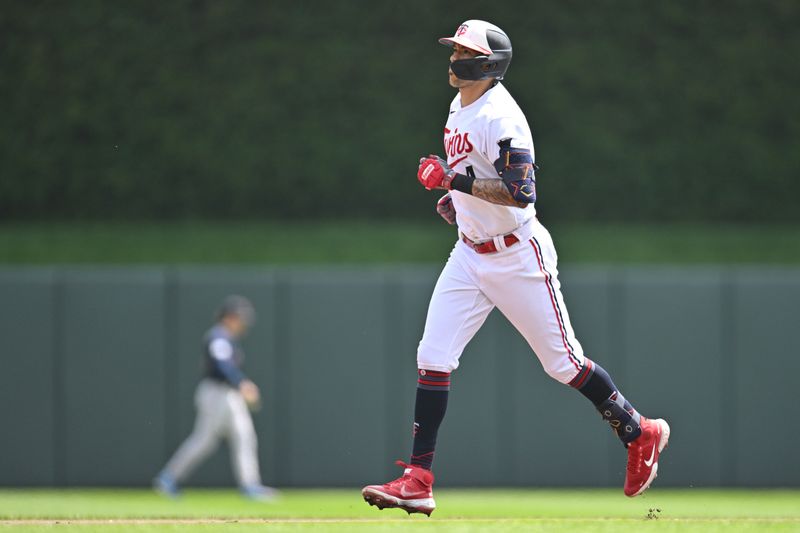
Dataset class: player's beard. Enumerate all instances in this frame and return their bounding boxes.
[449,73,483,91]
[448,70,469,88]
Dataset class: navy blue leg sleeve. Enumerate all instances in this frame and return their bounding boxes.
[570,359,642,444]
[410,370,450,470]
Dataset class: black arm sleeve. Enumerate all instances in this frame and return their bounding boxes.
[493,139,537,204]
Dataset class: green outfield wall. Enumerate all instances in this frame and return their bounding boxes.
[0,265,797,488]
[2,1,798,223]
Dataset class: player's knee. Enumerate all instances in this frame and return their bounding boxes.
[416,344,459,373]
[232,421,257,444]
[417,340,457,370]
[541,359,577,385]
[189,434,220,456]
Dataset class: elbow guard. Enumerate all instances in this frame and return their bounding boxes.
[493,139,537,204]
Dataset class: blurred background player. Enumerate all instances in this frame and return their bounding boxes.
[362,20,669,515]
[154,295,277,501]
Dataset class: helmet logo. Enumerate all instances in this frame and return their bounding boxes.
[456,24,468,36]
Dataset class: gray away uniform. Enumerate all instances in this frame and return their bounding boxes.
[161,325,262,488]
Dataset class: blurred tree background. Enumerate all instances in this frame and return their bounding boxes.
[0,1,798,261]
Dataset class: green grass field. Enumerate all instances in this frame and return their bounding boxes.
[0,489,798,532]
[1,222,800,264]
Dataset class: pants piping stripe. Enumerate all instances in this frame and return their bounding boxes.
[529,238,582,372]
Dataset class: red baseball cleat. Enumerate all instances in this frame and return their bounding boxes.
[624,417,671,497]
[362,461,436,516]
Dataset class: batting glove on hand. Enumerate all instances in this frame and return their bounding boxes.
[436,193,457,225]
[418,155,456,190]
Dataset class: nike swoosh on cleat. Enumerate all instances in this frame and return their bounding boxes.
[643,442,657,467]
[399,486,420,499]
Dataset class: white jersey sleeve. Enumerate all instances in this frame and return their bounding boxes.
[443,83,537,241]
[485,116,535,162]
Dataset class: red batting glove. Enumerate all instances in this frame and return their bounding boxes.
[417,155,455,190]
[436,193,457,225]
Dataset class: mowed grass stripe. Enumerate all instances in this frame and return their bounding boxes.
[1,489,798,521]
[1,519,799,533]
[3,517,800,523]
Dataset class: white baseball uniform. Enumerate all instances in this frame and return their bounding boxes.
[417,82,586,384]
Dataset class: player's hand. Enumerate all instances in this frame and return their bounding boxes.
[436,193,457,225]
[417,155,455,190]
[239,379,261,412]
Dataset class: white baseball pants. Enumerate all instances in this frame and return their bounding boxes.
[163,379,262,488]
[417,219,585,384]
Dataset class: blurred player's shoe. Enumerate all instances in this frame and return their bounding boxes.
[153,471,180,498]
[362,461,436,516]
[624,417,670,497]
[241,484,280,502]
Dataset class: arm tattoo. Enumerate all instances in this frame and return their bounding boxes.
[471,179,528,208]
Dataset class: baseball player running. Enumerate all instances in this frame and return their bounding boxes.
[154,295,277,501]
[362,20,670,516]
